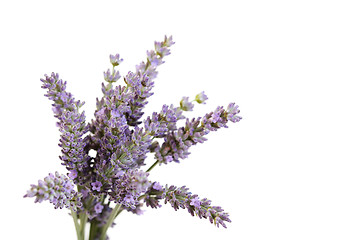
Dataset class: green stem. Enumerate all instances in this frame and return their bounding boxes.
[89,221,99,240]
[115,207,123,218]
[100,204,122,240]
[71,210,82,240]
[79,212,88,240]
[146,160,159,172]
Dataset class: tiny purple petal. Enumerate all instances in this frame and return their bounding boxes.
[153,182,163,191]
[190,196,201,209]
[110,53,123,67]
[111,108,121,118]
[68,170,77,180]
[91,181,102,192]
[94,202,104,214]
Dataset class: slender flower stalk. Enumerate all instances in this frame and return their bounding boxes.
[71,210,82,240]
[24,35,241,239]
[100,204,122,240]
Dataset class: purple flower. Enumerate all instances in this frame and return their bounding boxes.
[164,155,174,163]
[91,181,102,192]
[96,108,105,117]
[111,108,121,118]
[153,182,163,191]
[80,188,89,199]
[195,91,208,104]
[226,102,242,123]
[24,172,83,211]
[64,181,73,193]
[190,196,201,209]
[154,35,175,57]
[180,97,194,111]
[94,202,104,214]
[124,194,134,204]
[110,53,123,67]
[103,69,121,83]
[68,170,77,180]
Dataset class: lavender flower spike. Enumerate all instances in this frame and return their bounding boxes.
[126,35,175,126]
[24,172,83,211]
[162,185,231,228]
[40,73,91,185]
[154,103,242,164]
[195,91,208,104]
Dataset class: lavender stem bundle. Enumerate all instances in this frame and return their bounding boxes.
[24,35,241,240]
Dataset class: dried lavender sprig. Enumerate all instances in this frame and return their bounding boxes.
[40,73,91,185]
[24,172,83,211]
[125,35,175,126]
[153,102,242,164]
[144,92,207,138]
[123,72,154,126]
[143,183,231,228]
[40,72,83,119]
[136,35,175,83]
[164,185,231,228]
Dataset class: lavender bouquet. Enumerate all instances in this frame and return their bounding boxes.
[24,36,241,240]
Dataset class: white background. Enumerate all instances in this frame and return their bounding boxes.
[1,1,360,239]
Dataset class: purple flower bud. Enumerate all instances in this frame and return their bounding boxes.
[180,97,194,111]
[190,196,201,209]
[195,91,208,104]
[109,53,123,67]
[226,102,242,123]
[104,69,121,83]
[64,181,73,193]
[153,182,163,191]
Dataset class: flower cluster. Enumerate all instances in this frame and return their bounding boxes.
[25,35,241,240]
[163,185,231,228]
[143,183,231,228]
[152,102,241,164]
[40,73,91,185]
[24,172,83,211]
